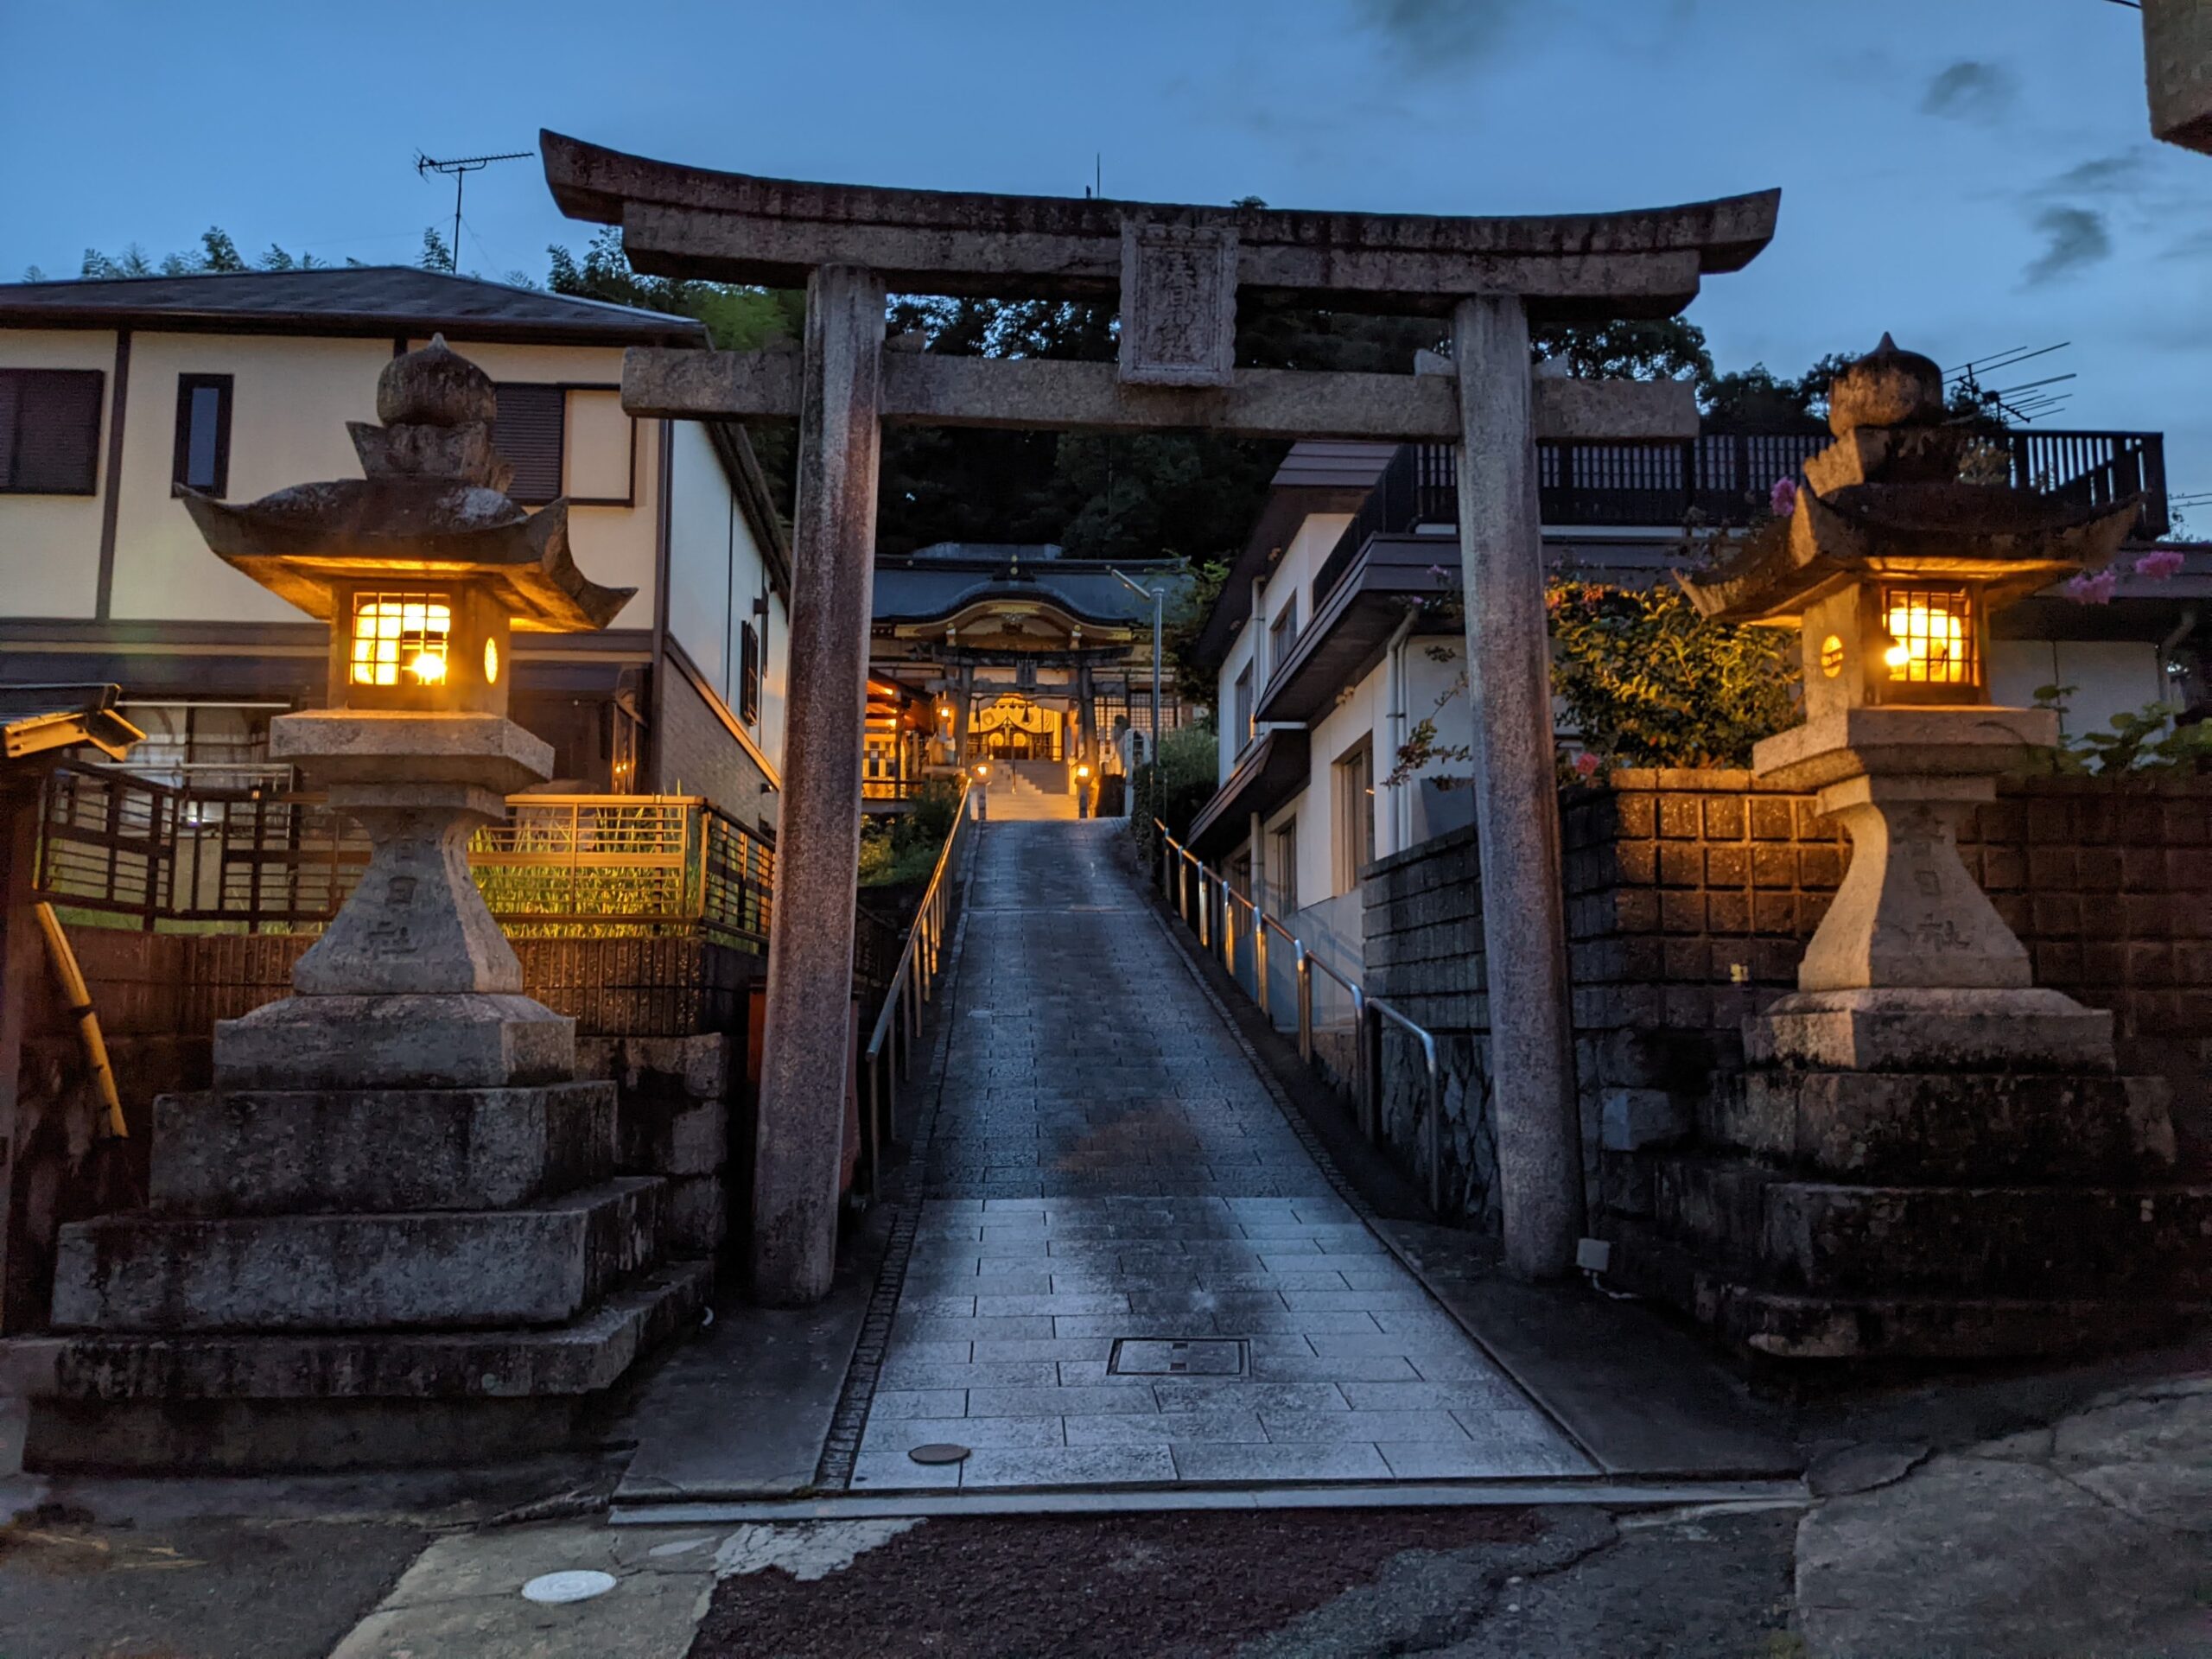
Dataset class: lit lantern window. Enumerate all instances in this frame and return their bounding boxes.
[1879,586,1977,690]
[350,592,454,689]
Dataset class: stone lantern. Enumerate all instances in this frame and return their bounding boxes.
[178,336,631,1077]
[16,340,704,1473]
[1683,336,2139,1071]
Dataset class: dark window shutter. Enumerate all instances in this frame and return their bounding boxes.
[171,374,233,496]
[0,369,105,494]
[492,384,565,504]
[740,621,762,725]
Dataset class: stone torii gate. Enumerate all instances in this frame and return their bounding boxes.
[542,131,1780,1303]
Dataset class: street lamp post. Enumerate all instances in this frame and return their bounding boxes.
[1107,566,1166,803]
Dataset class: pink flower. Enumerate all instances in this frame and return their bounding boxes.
[2134,548,2186,581]
[1769,477,1799,518]
[1573,751,1602,778]
[2063,569,2119,606]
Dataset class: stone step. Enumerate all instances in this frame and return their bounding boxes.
[52,1178,664,1334]
[17,1260,713,1474]
[150,1082,617,1217]
[1700,1070,2177,1185]
[1649,1157,2212,1299]
[1604,1218,2202,1362]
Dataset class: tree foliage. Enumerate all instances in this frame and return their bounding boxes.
[1546,578,1800,769]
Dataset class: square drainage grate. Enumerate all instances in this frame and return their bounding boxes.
[1109,1338,1249,1376]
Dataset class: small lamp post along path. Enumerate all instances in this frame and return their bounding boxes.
[1107,565,1166,799]
[179,336,634,1086]
[1681,335,2139,1071]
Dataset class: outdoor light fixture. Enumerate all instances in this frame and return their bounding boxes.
[1075,762,1092,780]
[1678,334,2139,1057]
[181,340,628,721]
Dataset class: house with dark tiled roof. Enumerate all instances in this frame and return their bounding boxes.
[0,267,790,832]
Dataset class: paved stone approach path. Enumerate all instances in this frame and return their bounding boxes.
[852,818,1592,1491]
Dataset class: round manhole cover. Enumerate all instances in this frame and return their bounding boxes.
[521,1569,619,1604]
[908,1442,972,1465]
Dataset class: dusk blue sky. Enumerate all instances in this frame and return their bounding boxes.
[5,1,2203,507]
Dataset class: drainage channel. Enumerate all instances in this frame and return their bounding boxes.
[610,1478,1808,1526]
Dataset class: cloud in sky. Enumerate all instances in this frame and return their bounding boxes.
[2044,151,2147,198]
[1350,0,1522,67]
[1922,59,2015,122]
[2023,205,2113,284]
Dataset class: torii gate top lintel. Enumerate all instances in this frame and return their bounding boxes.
[540,129,1777,321]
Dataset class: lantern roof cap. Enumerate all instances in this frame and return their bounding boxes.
[178,481,632,631]
[1678,480,2139,625]
[1827,334,1948,436]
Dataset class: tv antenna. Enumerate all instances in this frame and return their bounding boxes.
[415,149,533,271]
[1943,340,2075,424]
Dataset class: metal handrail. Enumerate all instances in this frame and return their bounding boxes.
[1154,819,1452,1217]
[854,776,976,1197]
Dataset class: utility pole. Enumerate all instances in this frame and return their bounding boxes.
[415,149,533,272]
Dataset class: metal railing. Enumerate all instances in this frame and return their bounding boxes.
[32,765,774,946]
[1311,428,2173,613]
[1154,821,1447,1214]
[853,776,976,1198]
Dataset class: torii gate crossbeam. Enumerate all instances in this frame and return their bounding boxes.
[542,130,1781,1303]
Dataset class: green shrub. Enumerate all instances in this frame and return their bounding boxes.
[2028,687,2212,776]
[1128,721,1220,863]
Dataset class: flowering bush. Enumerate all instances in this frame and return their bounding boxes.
[2135,548,2187,580]
[1769,476,1799,518]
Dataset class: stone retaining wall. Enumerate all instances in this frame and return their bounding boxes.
[1363,772,2212,1237]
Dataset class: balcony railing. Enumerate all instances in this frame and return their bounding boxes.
[32,766,774,946]
[1311,428,2171,613]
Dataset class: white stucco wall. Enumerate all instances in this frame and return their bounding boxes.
[663,417,789,772]
[109,332,391,623]
[1989,639,2170,741]
[0,327,116,619]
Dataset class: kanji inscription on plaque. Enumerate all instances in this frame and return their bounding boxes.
[1117,221,1238,387]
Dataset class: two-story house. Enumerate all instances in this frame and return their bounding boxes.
[1187,426,2207,1023]
[0,267,789,836]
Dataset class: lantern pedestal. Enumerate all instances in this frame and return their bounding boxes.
[7,338,708,1472]
[1747,705,2115,1073]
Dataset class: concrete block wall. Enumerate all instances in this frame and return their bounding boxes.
[1362,771,2212,1238]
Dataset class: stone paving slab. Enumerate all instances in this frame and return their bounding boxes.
[850,821,1592,1492]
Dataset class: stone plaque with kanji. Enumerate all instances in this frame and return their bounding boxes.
[1117,222,1238,387]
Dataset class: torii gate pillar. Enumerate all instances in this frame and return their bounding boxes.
[1453,296,1583,1276]
[752,264,884,1304]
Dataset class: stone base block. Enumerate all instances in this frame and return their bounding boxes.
[53,1178,662,1332]
[620,1096,728,1179]
[12,1260,709,1473]
[1606,1221,2203,1362]
[150,1082,616,1216]
[1703,1071,2177,1184]
[213,993,575,1091]
[1745,988,2114,1073]
[1650,1157,2212,1299]
[660,1173,727,1255]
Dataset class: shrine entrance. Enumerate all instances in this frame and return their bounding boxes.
[540,129,1781,1302]
[972,695,1059,762]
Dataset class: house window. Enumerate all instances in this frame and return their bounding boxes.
[1335,737,1375,893]
[0,368,104,494]
[739,620,762,726]
[171,373,233,496]
[1233,663,1255,749]
[1268,601,1299,683]
[492,383,566,504]
[1269,818,1299,915]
